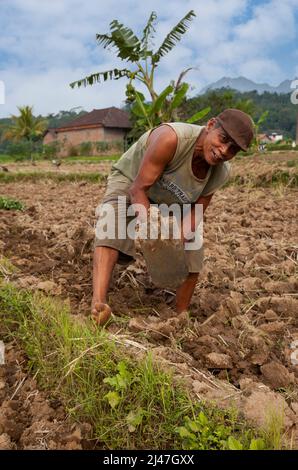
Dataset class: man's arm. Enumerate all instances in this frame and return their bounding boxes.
[182,193,214,241]
[128,125,177,218]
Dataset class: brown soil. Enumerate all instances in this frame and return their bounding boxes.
[0,343,92,449]
[0,151,297,447]
[1,159,111,174]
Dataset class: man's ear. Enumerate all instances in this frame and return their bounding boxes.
[206,117,217,131]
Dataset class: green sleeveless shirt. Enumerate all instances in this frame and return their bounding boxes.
[112,122,231,205]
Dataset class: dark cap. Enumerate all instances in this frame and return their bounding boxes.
[217,108,254,151]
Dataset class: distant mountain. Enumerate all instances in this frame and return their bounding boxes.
[200,76,296,95]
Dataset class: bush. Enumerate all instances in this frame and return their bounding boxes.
[79,141,93,156]
[42,142,61,160]
[96,141,110,153]
[67,144,79,157]
[266,143,297,151]
[6,141,43,162]
[112,140,124,152]
[6,141,31,160]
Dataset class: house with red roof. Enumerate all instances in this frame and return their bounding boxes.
[43,106,132,156]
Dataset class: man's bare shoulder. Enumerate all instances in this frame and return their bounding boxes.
[147,124,178,149]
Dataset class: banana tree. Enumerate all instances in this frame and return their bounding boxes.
[130,86,210,139]
[70,11,210,135]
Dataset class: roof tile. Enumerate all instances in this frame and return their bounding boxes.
[56,106,132,130]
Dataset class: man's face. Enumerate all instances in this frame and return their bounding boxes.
[203,120,242,166]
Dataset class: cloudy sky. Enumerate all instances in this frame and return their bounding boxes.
[0,0,297,118]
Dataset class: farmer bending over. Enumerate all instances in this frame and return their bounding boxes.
[92,108,254,325]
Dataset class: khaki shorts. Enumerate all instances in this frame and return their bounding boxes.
[94,170,204,273]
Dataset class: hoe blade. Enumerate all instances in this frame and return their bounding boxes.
[137,207,189,288]
[139,238,188,289]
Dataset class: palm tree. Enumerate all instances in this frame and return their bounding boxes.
[70,11,209,132]
[3,106,48,163]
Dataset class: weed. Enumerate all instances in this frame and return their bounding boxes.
[261,406,287,450]
[0,256,18,280]
[0,196,25,210]
[176,411,266,450]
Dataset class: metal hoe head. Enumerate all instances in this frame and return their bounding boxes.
[137,208,189,289]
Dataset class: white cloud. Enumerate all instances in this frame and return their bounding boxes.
[238,58,282,83]
[235,0,296,45]
[0,0,297,117]
[0,66,127,118]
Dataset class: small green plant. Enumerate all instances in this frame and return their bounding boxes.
[0,196,24,210]
[104,361,133,409]
[176,413,266,450]
[176,412,232,450]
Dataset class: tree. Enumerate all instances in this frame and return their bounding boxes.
[2,106,48,163]
[70,11,210,136]
[179,89,257,121]
[253,110,269,151]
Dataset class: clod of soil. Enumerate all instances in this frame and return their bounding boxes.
[260,361,295,389]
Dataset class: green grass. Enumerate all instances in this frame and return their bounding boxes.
[0,154,15,163]
[64,155,120,163]
[0,154,120,164]
[1,168,296,188]
[0,256,18,278]
[0,196,25,210]
[266,144,298,152]
[0,277,271,450]
[226,170,298,188]
[286,159,298,168]
[0,171,107,184]
[0,154,45,163]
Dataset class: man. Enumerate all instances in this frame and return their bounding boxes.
[92,108,254,325]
